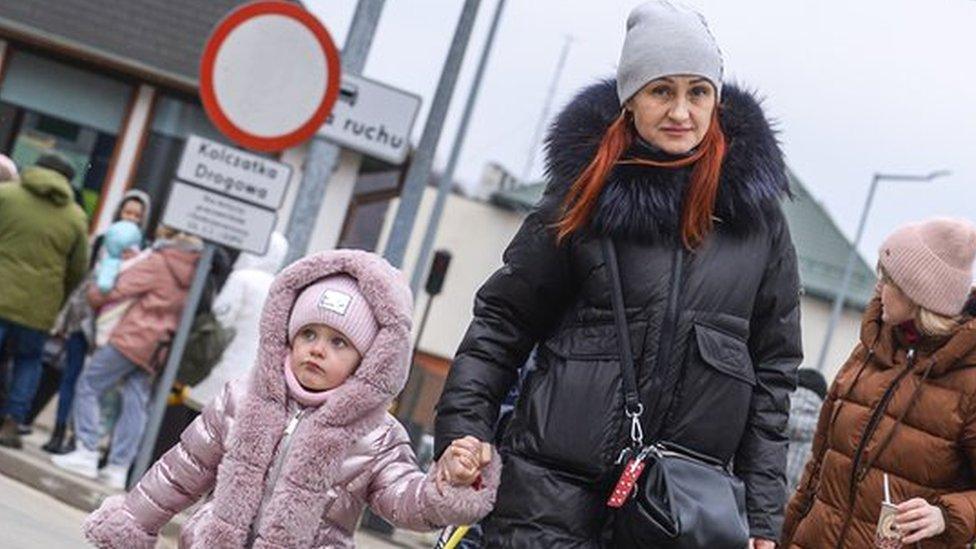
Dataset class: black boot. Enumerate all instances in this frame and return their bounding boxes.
[42,423,67,454]
[0,416,22,449]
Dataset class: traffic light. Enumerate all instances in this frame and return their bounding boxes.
[425,250,452,296]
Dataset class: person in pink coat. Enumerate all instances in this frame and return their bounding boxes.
[83,249,500,548]
[52,228,202,488]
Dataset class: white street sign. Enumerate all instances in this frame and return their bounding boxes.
[162,182,277,255]
[318,74,421,165]
[177,135,291,209]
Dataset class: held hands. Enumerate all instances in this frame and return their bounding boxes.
[435,436,492,494]
[895,498,945,544]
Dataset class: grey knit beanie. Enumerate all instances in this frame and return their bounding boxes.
[878,217,976,316]
[617,0,724,105]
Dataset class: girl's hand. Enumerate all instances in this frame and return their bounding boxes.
[896,498,945,544]
[749,538,776,549]
[435,436,492,493]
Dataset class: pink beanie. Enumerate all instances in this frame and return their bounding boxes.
[0,154,17,181]
[878,217,976,316]
[287,274,380,353]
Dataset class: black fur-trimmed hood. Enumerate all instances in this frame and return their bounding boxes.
[543,79,790,241]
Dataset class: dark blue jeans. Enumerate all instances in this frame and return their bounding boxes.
[55,331,88,425]
[0,318,48,423]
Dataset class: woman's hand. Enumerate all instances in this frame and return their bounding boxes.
[435,436,492,493]
[896,498,945,543]
[749,538,776,549]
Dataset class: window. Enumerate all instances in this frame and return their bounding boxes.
[0,50,132,219]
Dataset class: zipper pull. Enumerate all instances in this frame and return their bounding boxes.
[284,410,303,435]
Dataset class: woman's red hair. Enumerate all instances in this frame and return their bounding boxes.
[555,108,727,248]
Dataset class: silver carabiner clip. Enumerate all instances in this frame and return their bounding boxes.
[626,403,644,448]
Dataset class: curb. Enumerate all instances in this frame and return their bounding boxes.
[0,429,185,542]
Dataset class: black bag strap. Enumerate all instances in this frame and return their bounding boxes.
[601,238,645,449]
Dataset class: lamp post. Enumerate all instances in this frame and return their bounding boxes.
[814,170,951,372]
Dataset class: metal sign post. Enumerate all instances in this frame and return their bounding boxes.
[382,0,482,269]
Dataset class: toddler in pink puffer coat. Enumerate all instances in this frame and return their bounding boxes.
[83,250,499,548]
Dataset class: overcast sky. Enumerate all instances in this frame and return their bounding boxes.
[304,0,976,263]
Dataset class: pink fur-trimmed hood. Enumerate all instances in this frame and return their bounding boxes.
[252,249,413,411]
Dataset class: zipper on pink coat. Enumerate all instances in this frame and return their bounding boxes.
[246,407,308,546]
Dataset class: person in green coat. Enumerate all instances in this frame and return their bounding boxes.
[0,153,89,448]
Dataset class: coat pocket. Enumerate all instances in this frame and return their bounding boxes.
[693,322,756,386]
[663,322,755,461]
[508,323,639,478]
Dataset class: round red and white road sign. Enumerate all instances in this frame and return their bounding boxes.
[200,0,341,152]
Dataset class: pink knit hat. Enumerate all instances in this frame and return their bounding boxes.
[287,274,380,353]
[878,217,976,316]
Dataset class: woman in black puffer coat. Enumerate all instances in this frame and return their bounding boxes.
[434,2,802,547]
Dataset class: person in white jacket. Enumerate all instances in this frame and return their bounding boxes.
[185,232,288,410]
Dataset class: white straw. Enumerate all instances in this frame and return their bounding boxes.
[883,473,891,503]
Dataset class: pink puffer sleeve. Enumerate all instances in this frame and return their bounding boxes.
[84,382,236,546]
[366,420,500,531]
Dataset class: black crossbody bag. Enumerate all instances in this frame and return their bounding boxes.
[601,238,750,549]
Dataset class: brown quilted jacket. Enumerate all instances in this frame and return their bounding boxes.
[782,298,976,548]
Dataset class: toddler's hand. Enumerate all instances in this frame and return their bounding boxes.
[435,436,492,493]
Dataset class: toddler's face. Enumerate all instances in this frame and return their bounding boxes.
[290,323,362,391]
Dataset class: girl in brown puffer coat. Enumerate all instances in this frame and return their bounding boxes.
[782,217,976,548]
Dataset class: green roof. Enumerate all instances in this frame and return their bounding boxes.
[783,170,876,309]
[491,171,876,309]
[489,184,546,212]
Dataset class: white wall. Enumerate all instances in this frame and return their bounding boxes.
[799,296,865,382]
[378,188,524,357]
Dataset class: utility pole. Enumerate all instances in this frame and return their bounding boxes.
[521,35,572,181]
[382,0,483,269]
[409,0,507,296]
[283,0,386,265]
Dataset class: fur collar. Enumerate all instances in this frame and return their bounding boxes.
[860,296,976,377]
[543,79,791,242]
[197,250,413,547]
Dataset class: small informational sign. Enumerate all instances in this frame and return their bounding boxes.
[176,135,291,209]
[318,74,421,165]
[162,134,290,254]
[163,182,277,254]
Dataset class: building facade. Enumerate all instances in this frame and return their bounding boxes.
[0,0,381,252]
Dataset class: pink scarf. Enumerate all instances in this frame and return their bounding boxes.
[283,355,330,407]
